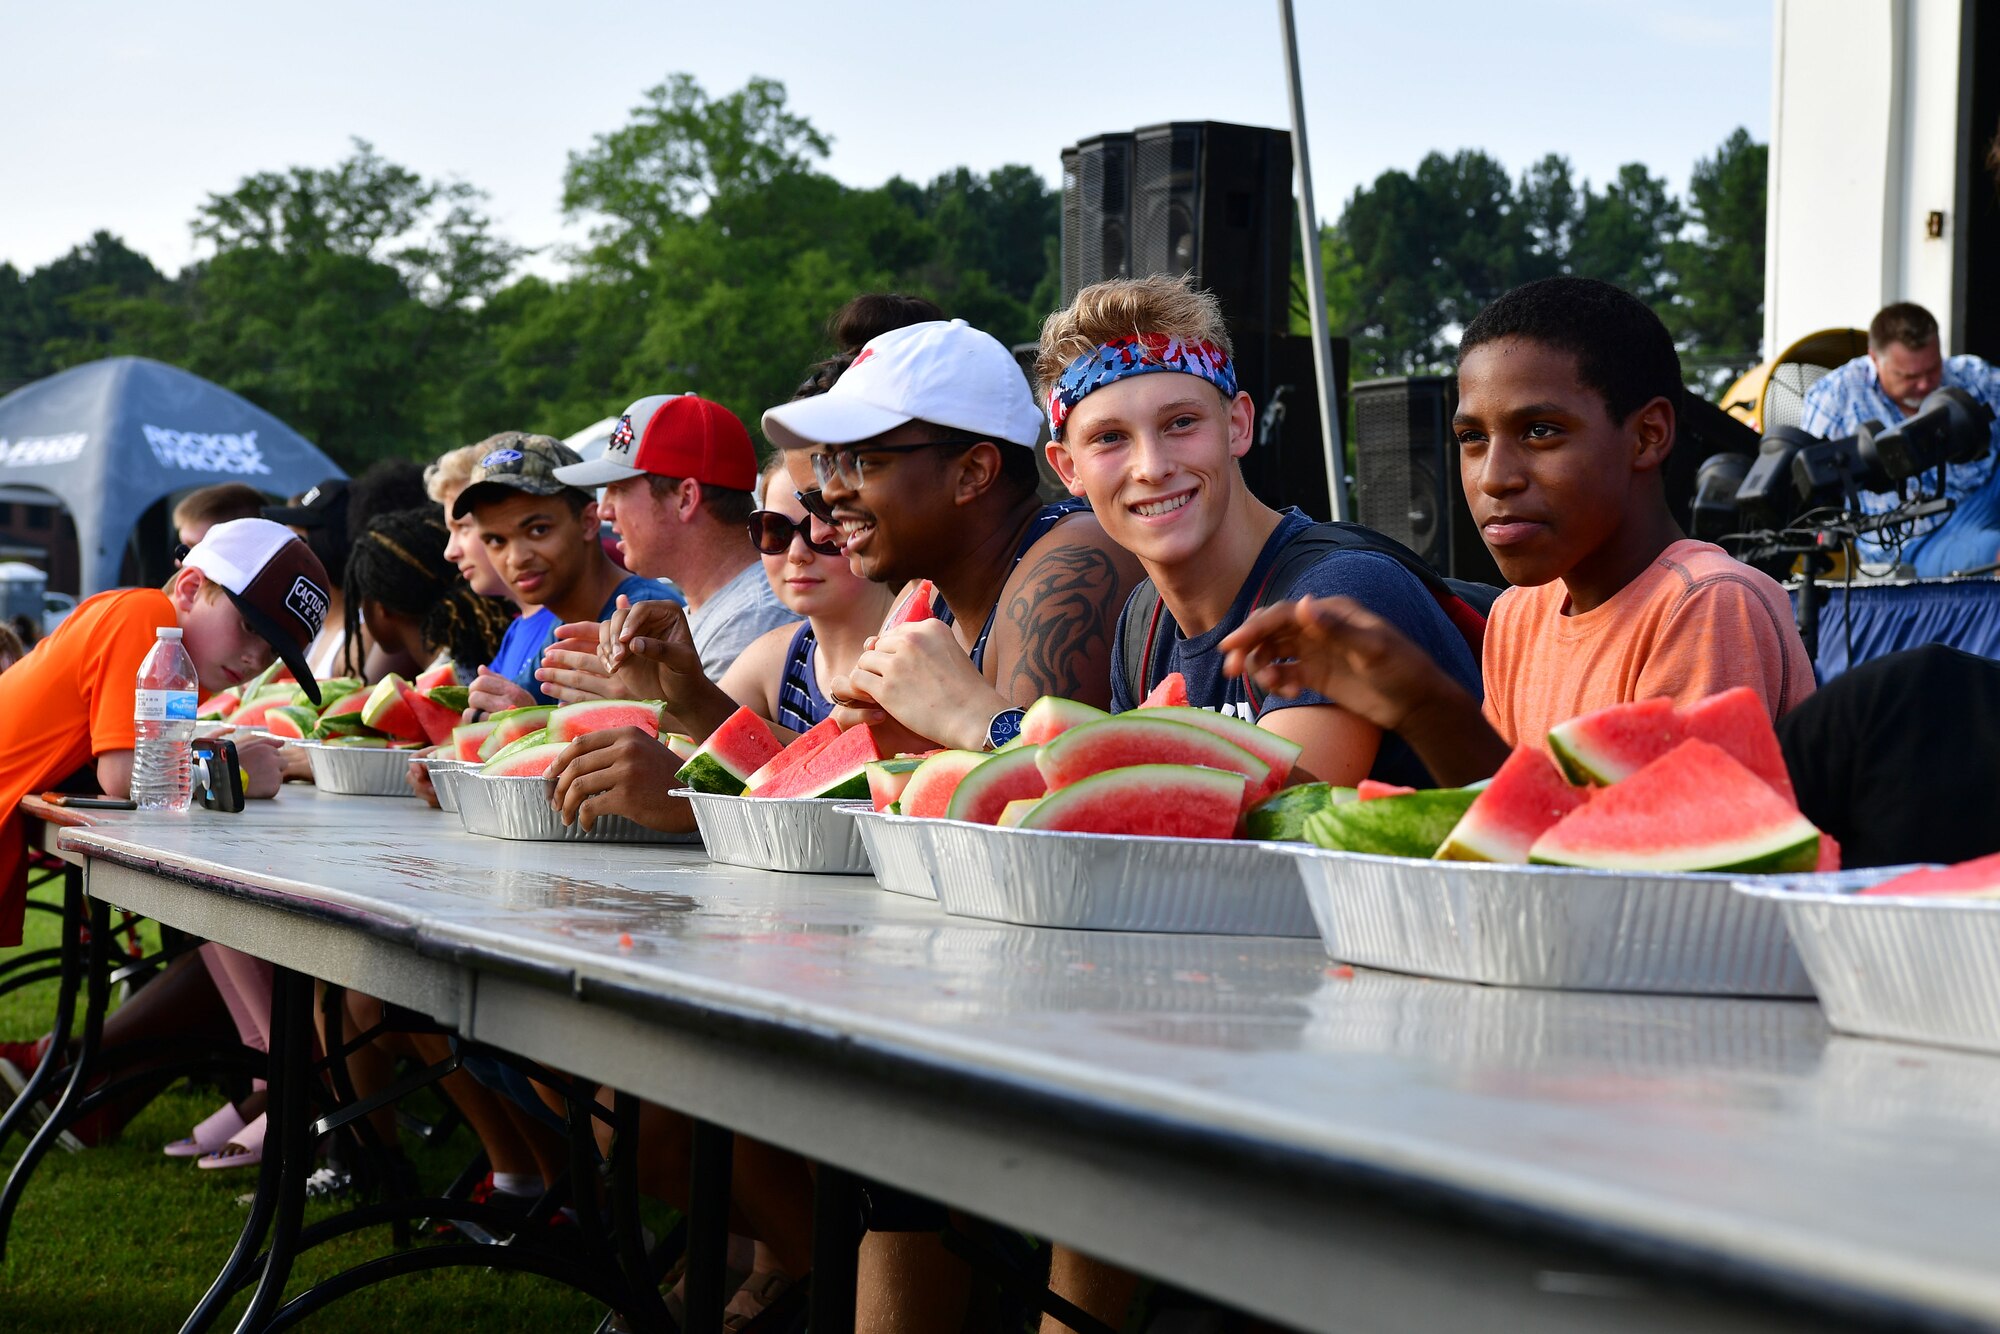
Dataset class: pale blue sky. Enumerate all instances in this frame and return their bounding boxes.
[2,0,1769,277]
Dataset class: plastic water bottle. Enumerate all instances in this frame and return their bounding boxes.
[133,627,199,812]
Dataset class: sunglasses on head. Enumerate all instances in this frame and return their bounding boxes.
[747,508,841,557]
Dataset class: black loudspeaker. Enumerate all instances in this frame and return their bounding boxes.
[1060,121,1339,516]
[1351,376,1501,585]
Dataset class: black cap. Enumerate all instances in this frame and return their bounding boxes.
[263,478,350,531]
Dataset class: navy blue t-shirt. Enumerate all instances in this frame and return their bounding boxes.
[1109,509,1483,787]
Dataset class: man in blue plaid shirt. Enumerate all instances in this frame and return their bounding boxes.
[1799,302,2000,576]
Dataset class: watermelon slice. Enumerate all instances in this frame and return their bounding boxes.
[231,694,300,729]
[1357,780,1417,801]
[197,689,242,721]
[881,578,939,630]
[1244,783,1355,843]
[395,680,465,747]
[481,741,568,778]
[995,798,1042,827]
[1018,764,1245,839]
[265,705,319,740]
[1859,851,2000,898]
[485,728,551,764]
[945,746,1048,824]
[748,725,881,800]
[663,732,697,762]
[320,690,369,723]
[744,717,842,793]
[1435,747,1586,863]
[1133,705,1302,803]
[1817,835,1842,872]
[478,705,555,760]
[1528,739,1820,874]
[1548,689,1796,805]
[415,662,460,692]
[1036,716,1271,815]
[898,751,990,818]
[1305,788,1481,858]
[1019,696,1108,747]
[452,720,500,762]
[674,706,784,795]
[314,677,364,710]
[1139,672,1189,709]
[361,674,426,744]
[327,735,391,748]
[865,757,926,812]
[547,699,664,745]
[427,685,471,715]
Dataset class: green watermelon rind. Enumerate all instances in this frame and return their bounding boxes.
[944,745,1045,824]
[1243,782,1357,843]
[1529,827,1821,875]
[1019,696,1109,746]
[1303,788,1481,858]
[480,740,570,778]
[546,698,664,744]
[485,729,551,764]
[1016,763,1246,838]
[1038,716,1269,799]
[1131,705,1304,789]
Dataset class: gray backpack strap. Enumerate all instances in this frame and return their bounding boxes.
[1118,579,1164,705]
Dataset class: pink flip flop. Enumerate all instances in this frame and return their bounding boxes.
[196,1111,266,1170]
[165,1102,247,1159]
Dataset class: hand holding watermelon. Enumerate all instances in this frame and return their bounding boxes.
[549,728,696,833]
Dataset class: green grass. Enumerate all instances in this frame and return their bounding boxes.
[0,873,619,1332]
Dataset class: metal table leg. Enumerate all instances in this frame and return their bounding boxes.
[0,865,82,1156]
[685,1119,734,1334]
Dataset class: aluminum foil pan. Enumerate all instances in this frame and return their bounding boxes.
[839,807,939,899]
[456,773,700,844]
[1734,867,1999,1053]
[669,789,870,873]
[923,821,1315,936]
[421,758,479,814]
[299,741,421,798]
[1287,846,1812,996]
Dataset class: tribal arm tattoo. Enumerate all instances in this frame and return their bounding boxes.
[1002,542,1124,708]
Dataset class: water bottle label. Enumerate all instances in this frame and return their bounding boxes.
[137,689,199,722]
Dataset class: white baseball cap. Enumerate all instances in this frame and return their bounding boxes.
[761,319,1043,452]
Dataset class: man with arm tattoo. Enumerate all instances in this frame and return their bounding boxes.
[759,317,1141,752]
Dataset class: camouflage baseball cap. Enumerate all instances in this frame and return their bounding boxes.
[449,433,591,518]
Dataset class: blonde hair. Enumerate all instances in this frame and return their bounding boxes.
[424,441,494,505]
[1033,275,1235,403]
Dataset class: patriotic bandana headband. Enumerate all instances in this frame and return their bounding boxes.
[1047,333,1238,439]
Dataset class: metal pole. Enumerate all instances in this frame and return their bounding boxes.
[1278,0,1352,522]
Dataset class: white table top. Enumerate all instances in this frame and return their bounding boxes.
[49,784,2000,1327]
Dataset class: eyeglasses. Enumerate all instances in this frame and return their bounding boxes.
[747,509,842,558]
[809,437,985,491]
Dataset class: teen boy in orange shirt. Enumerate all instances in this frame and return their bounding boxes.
[0,518,327,943]
[1222,276,1814,785]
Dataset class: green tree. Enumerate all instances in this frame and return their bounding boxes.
[1569,163,1683,304]
[0,232,166,390]
[1670,127,1768,359]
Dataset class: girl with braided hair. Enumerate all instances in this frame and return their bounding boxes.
[344,507,518,680]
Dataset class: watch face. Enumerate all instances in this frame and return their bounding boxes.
[988,708,1026,747]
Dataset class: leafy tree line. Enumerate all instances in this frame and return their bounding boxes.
[0,73,1765,471]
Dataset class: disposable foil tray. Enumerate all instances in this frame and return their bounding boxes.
[840,807,939,899]
[1286,845,1813,995]
[421,758,479,814]
[671,789,870,873]
[458,774,699,844]
[1734,867,2000,1053]
[923,821,1315,936]
[299,742,420,799]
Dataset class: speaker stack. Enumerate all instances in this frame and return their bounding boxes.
[1058,121,1344,520]
[1349,377,1500,585]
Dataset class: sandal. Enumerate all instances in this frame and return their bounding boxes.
[724,1268,797,1331]
[165,1101,247,1159]
[197,1111,267,1170]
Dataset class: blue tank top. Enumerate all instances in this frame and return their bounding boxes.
[774,620,835,733]
[934,499,1093,671]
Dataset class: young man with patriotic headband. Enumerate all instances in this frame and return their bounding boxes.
[1036,274,1483,788]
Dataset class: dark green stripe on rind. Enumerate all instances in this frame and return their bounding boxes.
[1530,831,1820,875]
[676,752,751,795]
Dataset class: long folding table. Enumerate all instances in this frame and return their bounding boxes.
[18,784,2000,1332]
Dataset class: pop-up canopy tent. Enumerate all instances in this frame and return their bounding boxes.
[0,357,344,593]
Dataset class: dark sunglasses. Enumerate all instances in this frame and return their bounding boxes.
[795,488,835,523]
[747,509,841,557]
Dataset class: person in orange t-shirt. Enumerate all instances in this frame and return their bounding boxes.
[0,519,331,945]
[1220,277,1814,786]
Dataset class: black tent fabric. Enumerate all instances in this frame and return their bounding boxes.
[0,357,345,593]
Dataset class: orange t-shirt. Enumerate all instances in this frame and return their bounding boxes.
[1480,539,1816,751]
[0,588,175,944]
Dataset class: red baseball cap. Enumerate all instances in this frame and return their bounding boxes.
[553,394,757,492]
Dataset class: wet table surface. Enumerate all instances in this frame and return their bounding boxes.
[42,785,2000,1332]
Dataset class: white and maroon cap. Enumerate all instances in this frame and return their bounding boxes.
[760,319,1043,451]
[182,518,332,704]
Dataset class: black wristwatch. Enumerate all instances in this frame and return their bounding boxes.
[983,707,1026,751]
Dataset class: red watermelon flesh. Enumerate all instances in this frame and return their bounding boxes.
[481,741,568,779]
[453,720,500,762]
[1139,672,1189,709]
[229,697,289,729]
[1018,764,1245,839]
[865,758,926,812]
[1859,851,2000,898]
[361,675,426,744]
[899,751,990,818]
[1357,780,1417,801]
[749,724,880,799]
[1816,835,1842,872]
[479,706,555,760]
[198,689,241,720]
[1131,706,1303,803]
[1435,747,1586,863]
[1020,696,1108,747]
[1678,687,1796,806]
[1037,717,1271,814]
[744,717,842,793]
[546,699,664,745]
[395,681,464,747]
[415,662,459,692]
[1528,739,1820,874]
[265,705,319,741]
[321,690,369,722]
[674,706,784,794]
[881,578,939,630]
[1547,689,1795,805]
[945,746,1048,824]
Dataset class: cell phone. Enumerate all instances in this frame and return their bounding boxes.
[41,793,137,810]
[191,738,246,813]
